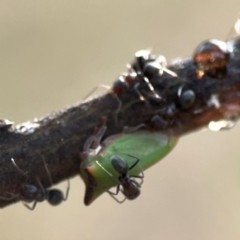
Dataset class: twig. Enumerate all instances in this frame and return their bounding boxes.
[0,36,240,208]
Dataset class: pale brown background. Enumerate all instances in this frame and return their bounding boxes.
[0,1,240,240]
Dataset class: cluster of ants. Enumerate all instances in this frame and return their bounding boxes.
[0,36,230,209]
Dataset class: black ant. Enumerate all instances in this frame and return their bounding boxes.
[0,157,70,210]
[19,177,70,210]
[106,155,144,203]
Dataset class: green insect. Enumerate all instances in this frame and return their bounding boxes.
[80,130,178,205]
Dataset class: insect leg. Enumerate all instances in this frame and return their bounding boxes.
[108,193,126,204]
[39,155,53,186]
[107,183,120,196]
[107,184,126,204]
[129,179,141,188]
[127,154,144,184]
[23,200,38,211]
[63,179,70,201]
[11,158,28,176]
[126,155,140,170]
[0,194,18,201]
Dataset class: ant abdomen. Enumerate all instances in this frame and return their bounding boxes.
[47,189,65,206]
[121,178,141,200]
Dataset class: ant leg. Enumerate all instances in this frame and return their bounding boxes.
[0,194,18,201]
[155,55,177,77]
[10,158,28,176]
[107,183,120,196]
[129,179,141,189]
[130,173,144,185]
[127,154,144,185]
[35,177,47,194]
[83,126,107,152]
[39,155,53,186]
[127,155,140,170]
[108,193,126,204]
[95,161,127,203]
[23,201,38,211]
[40,156,70,203]
[63,179,70,201]
[107,184,126,204]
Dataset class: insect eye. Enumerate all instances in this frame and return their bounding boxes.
[178,89,196,109]
[193,39,229,77]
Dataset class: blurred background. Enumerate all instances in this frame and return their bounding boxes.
[0,1,240,240]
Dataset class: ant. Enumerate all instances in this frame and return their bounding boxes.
[0,157,70,210]
[105,155,144,203]
[19,177,70,210]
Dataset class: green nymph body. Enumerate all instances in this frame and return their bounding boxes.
[80,130,178,205]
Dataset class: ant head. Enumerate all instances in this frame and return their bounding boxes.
[48,189,64,206]
[111,155,128,175]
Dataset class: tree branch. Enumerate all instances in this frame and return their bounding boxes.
[1,37,240,208]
